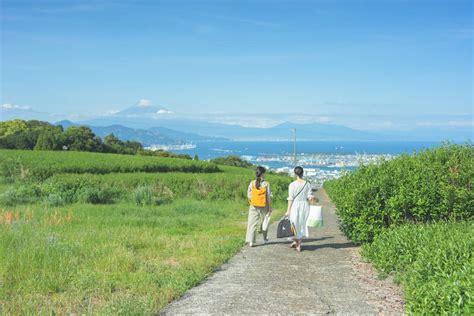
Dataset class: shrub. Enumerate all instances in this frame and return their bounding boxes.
[133,185,154,206]
[79,186,121,204]
[133,184,175,206]
[43,193,66,207]
[211,155,253,168]
[43,172,291,205]
[362,222,473,314]
[325,143,473,243]
[0,184,41,206]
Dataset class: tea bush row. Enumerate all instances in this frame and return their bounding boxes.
[324,143,473,243]
[0,149,220,181]
[362,221,473,314]
[0,172,292,206]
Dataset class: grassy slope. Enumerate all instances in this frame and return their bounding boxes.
[0,150,290,314]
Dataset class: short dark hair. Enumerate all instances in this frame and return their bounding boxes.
[294,166,304,177]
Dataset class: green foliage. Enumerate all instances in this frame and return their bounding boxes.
[63,126,102,152]
[0,120,186,157]
[0,184,41,206]
[362,222,474,314]
[0,149,221,181]
[211,155,254,168]
[34,131,63,150]
[0,200,248,314]
[0,120,64,150]
[325,143,473,243]
[138,149,192,160]
[132,185,173,206]
[79,186,121,204]
[133,185,154,206]
[0,119,28,137]
[0,136,293,314]
[43,193,66,207]
[103,133,144,155]
[29,172,289,206]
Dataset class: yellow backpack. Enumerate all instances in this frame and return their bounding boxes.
[250,181,268,207]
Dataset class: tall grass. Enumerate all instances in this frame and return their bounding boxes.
[0,200,249,314]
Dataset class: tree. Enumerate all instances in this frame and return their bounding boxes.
[63,126,102,152]
[0,119,28,137]
[194,154,199,161]
[211,155,253,168]
[34,131,62,150]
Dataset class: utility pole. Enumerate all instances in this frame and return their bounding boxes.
[291,128,297,166]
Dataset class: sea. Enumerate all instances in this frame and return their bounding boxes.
[170,140,444,171]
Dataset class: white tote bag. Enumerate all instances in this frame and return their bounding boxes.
[307,205,324,228]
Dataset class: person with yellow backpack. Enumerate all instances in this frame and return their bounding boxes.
[246,166,272,247]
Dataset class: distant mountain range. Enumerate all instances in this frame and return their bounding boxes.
[2,102,472,143]
[56,120,227,146]
[80,104,472,142]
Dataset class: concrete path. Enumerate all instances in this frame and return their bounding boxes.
[160,189,403,315]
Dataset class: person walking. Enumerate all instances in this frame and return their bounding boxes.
[285,166,314,252]
[246,166,272,247]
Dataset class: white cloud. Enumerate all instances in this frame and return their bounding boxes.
[1,103,31,110]
[104,109,119,116]
[416,120,473,127]
[136,99,152,107]
[156,109,174,115]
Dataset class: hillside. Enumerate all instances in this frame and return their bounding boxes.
[0,149,291,314]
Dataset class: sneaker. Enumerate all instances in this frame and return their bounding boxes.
[262,239,269,244]
[249,242,254,247]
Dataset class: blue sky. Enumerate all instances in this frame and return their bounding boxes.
[1,0,472,130]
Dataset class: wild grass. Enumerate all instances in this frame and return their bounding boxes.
[0,200,251,314]
[0,149,292,314]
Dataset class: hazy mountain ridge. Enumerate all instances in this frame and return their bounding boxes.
[2,103,471,142]
[55,120,225,146]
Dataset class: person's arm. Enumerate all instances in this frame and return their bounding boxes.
[267,183,273,213]
[247,181,253,203]
[285,200,293,217]
[285,184,293,217]
[307,184,314,202]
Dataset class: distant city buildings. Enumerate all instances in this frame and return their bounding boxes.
[245,153,396,189]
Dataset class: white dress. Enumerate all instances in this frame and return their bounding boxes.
[287,180,313,239]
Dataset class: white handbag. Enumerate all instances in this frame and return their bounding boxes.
[307,205,324,228]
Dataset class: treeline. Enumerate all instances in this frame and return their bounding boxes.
[210,155,253,168]
[0,119,192,159]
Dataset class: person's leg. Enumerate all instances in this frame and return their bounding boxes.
[296,238,303,252]
[290,239,297,248]
[260,208,270,242]
[245,206,260,246]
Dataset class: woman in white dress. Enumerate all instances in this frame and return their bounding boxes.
[285,166,314,252]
